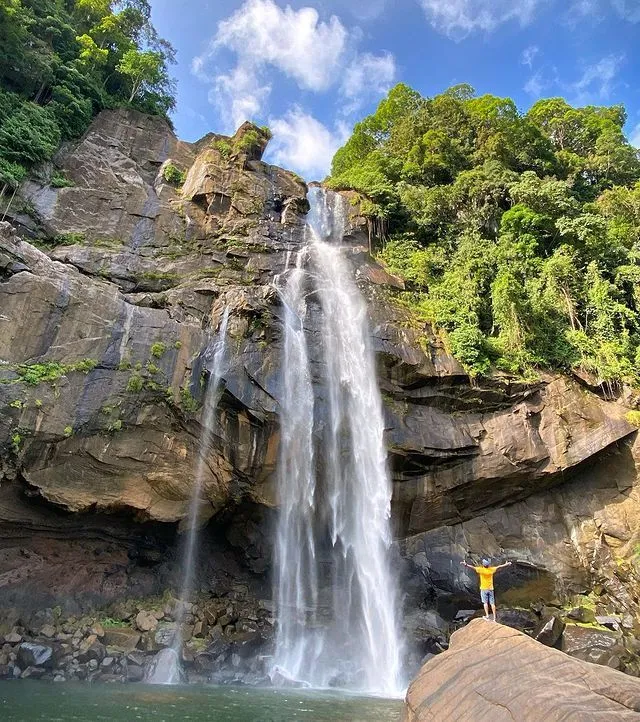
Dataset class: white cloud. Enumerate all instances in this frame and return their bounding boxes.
[611,0,640,22]
[193,0,396,132]
[210,65,271,131]
[193,0,349,129]
[213,0,347,92]
[567,0,601,22]
[267,108,349,179]
[340,52,396,113]
[629,123,640,147]
[521,45,539,68]
[569,54,624,103]
[347,0,389,21]
[568,0,640,23]
[418,0,543,38]
[524,72,544,96]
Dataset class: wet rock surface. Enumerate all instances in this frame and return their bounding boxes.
[404,619,640,721]
[0,108,639,685]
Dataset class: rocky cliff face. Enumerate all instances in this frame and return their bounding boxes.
[1,109,638,649]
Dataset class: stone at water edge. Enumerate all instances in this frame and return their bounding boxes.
[17,643,53,669]
[403,619,640,721]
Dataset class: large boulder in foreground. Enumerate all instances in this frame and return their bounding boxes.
[404,619,640,721]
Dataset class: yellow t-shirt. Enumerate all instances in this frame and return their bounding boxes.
[475,566,498,590]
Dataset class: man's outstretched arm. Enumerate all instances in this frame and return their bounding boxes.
[459,560,475,569]
[495,561,513,570]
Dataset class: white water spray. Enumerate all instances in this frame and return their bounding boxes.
[273,188,404,695]
[146,307,230,685]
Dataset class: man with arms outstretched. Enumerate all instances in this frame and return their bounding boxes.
[460,558,512,621]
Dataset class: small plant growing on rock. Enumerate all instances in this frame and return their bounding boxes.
[126,375,144,393]
[108,419,123,432]
[34,399,42,408]
[9,399,23,408]
[63,425,73,437]
[100,617,128,628]
[162,163,186,186]
[174,340,182,350]
[73,359,98,373]
[14,359,97,385]
[234,129,261,154]
[11,432,22,452]
[213,139,232,158]
[50,171,74,188]
[146,362,159,375]
[625,410,640,427]
[150,342,166,358]
[51,232,86,246]
[180,387,199,412]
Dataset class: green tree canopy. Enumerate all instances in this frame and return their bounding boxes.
[0,0,176,188]
[330,83,640,386]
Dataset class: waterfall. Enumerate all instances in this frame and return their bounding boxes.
[146,307,230,685]
[272,188,403,696]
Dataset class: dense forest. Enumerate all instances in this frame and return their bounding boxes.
[329,84,640,387]
[0,0,175,190]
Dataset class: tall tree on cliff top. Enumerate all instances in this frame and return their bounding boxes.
[330,83,640,387]
[0,0,176,188]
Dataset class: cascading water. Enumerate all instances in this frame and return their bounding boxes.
[272,188,404,696]
[146,307,230,685]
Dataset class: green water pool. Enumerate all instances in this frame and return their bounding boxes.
[0,681,404,721]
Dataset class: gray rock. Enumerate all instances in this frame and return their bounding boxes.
[135,610,159,633]
[17,643,53,669]
[102,629,141,652]
[126,664,144,682]
[535,616,565,647]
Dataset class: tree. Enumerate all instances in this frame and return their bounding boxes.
[330,83,640,383]
[117,48,164,102]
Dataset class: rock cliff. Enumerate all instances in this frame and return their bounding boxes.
[0,108,638,671]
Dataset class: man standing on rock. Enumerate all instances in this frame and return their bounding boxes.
[460,558,512,621]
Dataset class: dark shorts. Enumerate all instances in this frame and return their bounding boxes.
[481,589,495,605]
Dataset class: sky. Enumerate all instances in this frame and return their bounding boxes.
[148,0,640,180]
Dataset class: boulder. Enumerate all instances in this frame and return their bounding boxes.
[17,643,53,669]
[404,619,640,721]
[561,623,623,666]
[135,610,159,633]
[102,628,140,652]
[76,637,106,663]
[535,616,565,647]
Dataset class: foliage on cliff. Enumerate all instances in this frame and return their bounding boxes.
[329,83,640,384]
[0,0,175,189]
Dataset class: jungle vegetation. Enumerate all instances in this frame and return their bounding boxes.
[0,0,176,191]
[329,83,640,385]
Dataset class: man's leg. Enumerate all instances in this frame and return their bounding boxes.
[490,591,496,621]
[481,591,490,619]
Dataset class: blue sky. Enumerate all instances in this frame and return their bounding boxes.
[149,0,640,180]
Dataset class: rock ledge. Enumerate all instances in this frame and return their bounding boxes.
[404,618,640,721]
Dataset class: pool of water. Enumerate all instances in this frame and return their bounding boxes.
[0,681,404,721]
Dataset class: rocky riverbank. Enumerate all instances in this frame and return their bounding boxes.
[0,591,275,685]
